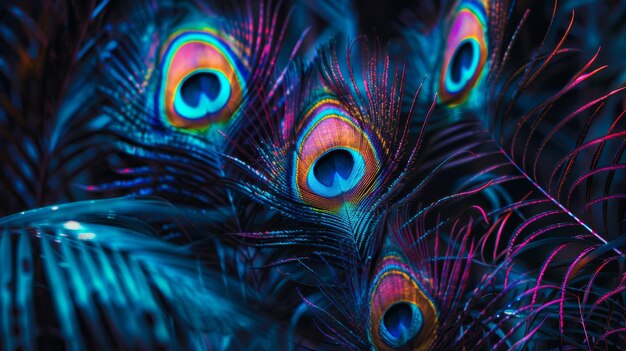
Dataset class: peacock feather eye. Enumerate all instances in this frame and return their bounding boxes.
[293,97,380,212]
[438,0,489,105]
[158,28,247,132]
[369,252,438,351]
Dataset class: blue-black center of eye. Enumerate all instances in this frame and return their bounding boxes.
[180,72,222,108]
[450,41,476,84]
[380,302,423,348]
[313,149,354,187]
[383,303,414,339]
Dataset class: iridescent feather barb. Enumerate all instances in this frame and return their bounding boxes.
[228,41,434,259]
[294,202,538,350]
[0,0,112,216]
[89,0,297,206]
[404,0,626,348]
[0,197,291,349]
[1,0,626,349]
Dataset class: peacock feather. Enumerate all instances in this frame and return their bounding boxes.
[0,0,625,349]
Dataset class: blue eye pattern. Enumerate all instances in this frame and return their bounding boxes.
[292,96,380,213]
[438,0,489,105]
[157,28,248,132]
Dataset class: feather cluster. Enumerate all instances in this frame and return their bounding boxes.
[1,0,625,349]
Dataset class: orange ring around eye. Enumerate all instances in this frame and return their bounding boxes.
[369,255,438,351]
[438,1,488,105]
[294,99,380,212]
[159,29,246,131]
